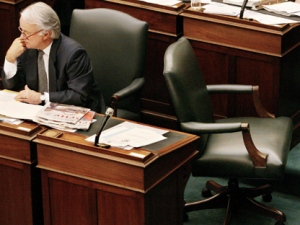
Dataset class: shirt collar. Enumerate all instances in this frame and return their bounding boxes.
[42,42,53,56]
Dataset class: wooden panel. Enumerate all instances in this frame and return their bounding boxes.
[97,189,143,225]
[0,2,18,66]
[0,160,30,225]
[0,161,43,225]
[48,178,97,225]
[0,121,44,225]
[40,160,191,225]
[235,56,279,116]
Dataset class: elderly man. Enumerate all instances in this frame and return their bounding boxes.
[1,2,103,112]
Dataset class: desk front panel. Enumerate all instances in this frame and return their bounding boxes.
[0,121,44,225]
[40,164,189,225]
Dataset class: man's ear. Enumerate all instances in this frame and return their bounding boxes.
[43,30,52,40]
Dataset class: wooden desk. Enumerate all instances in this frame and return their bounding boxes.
[181,8,300,118]
[35,116,199,225]
[85,0,187,129]
[0,121,44,225]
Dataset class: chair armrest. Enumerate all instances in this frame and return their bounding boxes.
[207,84,253,94]
[181,121,268,167]
[241,123,268,167]
[207,84,274,118]
[181,121,244,134]
[110,77,145,113]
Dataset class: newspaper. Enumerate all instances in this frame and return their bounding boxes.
[34,110,95,131]
[35,102,90,124]
[33,102,94,131]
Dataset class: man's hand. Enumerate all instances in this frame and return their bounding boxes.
[15,85,42,105]
[5,37,26,63]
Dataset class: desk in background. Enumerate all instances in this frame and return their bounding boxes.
[0,121,44,225]
[181,7,300,118]
[35,116,199,225]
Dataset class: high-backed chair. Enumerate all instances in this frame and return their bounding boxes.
[163,37,293,225]
[69,8,148,120]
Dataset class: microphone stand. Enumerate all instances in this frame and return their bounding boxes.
[239,0,249,19]
[94,107,114,147]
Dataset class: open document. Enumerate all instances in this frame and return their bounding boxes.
[0,90,95,131]
[139,0,181,6]
[0,90,42,121]
[202,2,299,25]
[86,121,168,150]
[263,1,300,17]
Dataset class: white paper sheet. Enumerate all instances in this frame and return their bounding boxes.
[86,121,168,150]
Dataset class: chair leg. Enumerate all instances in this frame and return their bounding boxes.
[243,184,273,198]
[184,178,286,225]
[206,179,229,194]
[224,195,234,225]
[242,196,286,222]
[185,192,228,213]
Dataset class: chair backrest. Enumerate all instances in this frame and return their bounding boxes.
[163,37,215,149]
[69,8,148,115]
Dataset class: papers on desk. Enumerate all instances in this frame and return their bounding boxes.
[243,10,299,25]
[86,121,168,150]
[33,102,95,132]
[140,0,181,6]
[0,90,43,121]
[202,2,299,25]
[263,2,300,17]
[203,2,241,16]
[0,90,95,131]
[223,0,257,8]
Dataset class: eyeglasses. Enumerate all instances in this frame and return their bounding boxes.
[18,26,43,40]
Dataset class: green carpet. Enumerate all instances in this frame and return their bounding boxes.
[184,144,300,225]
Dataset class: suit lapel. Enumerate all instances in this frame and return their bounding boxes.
[48,36,62,92]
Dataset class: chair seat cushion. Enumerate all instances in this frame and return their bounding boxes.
[192,117,293,179]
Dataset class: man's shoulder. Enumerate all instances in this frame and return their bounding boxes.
[59,33,84,50]
[53,34,88,63]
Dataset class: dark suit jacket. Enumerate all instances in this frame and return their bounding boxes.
[1,34,103,112]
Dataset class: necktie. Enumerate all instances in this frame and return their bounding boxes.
[38,50,48,93]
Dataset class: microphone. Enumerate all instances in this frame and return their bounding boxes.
[239,0,249,19]
[94,107,114,147]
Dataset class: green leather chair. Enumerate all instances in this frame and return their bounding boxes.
[69,8,148,120]
[163,37,293,225]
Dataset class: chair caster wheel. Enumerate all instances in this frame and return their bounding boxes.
[262,193,272,202]
[275,221,284,225]
[202,188,212,198]
[183,213,189,222]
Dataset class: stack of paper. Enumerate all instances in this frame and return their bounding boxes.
[86,121,168,150]
[0,90,42,123]
[223,0,257,8]
[263,2,300,17]
[0,90,95,131]
[201,2,299,25]
[34,102,95,132]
